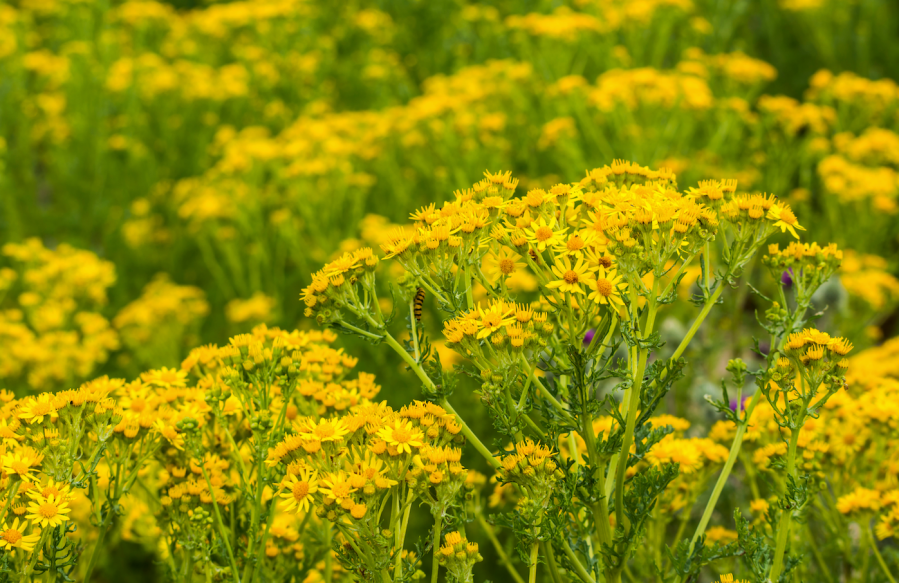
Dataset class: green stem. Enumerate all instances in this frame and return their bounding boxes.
[687,388,763,552]
[542,542,563,583]
[82,512,113,582]
[768,426,802,582]
[559,538,597,583]
[201,466,240,583]
[613,345,647,530]
[439,398,500,469]
[431,513,442,583]
[529,538,540,583]
[520,355,577,426]
[868,523,898,583]
[325,522,333,582]
[475,511,525,583]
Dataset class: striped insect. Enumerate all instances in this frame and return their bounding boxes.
[413,287,425,322]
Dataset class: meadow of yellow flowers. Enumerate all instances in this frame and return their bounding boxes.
[1,0,899,582]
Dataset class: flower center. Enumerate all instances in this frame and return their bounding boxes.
[392,428,411,443]
[595,279,613,297]
[38,503,58,519]
[159,371,179,384]
[130,399,146,412]
[780,209,797,224]
[563,270,579,284]
[499,259,516,274]
[314,424,336,439]
[597,256,613,268]
[292,481,310,501]
[566,238,584,251]
[42,487,60,498]
[482,314,501,329]
[332,483,351,498]
[31,402,53,416]
[535,227,554,242]
[10,461,28,475]
[1,529,22,544]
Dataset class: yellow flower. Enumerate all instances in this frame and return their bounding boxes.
[377,420,424,455]
[28,479,72,502]
[2,448,44,482]
[482,248,526,282]
[767,204,805,239]
[17,394,59,425]
[476,301,516,340]
[140,367,188,388]
[524,216,567,252]
[587,267,625,309]
[279,468,319,515]
[26,494,71,529]
[299,418,351,443]
[153,420,185,451]
[546,255,594,295]
[318,471,357,505]
[0,518,40,553]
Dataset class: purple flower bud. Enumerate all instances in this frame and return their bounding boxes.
[729,398,739,412]
[781,269,793,287]
[583,329,595,347]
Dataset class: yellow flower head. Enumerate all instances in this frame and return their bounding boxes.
[767,203,805,239]
[0,518,41,553]
[376,419,424,455]
[26,494,71,529]
[546,255,595,296]
[17,394,59,425]
[587,267,625,309]
[279,468,319,515]
[524,217,567,252]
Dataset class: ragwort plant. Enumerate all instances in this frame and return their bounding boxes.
[301,161,875,582]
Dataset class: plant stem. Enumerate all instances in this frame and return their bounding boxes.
[768,426,801,582]
[687,388,763,551]
[559,538,597,583]
[542,542,563,583]
[82,511,113,582]
[325,522,333,582]
[529,538,540,583]
[475,511,525,583]
[201,466,240,583]
[431,513,442,583]
[868,523,898,583]
[439,398,500,469]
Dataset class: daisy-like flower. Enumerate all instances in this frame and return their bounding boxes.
[26,494,71,529]
[767,204,805,239]
[318,471,357,505]
[546,255,594,295]
[376,420,424,455]
[587,267,626,309]
[28,479,72,502]
[556,231,594,258]
[152,420,185,451]
[140,367,188,388]
[299,417,350,443]
[524,216,567,252]
[17,394,59,425]
[279,468,319,515]
[2,448,44,482]
[482,248,526,282]
[0,518,40,553]
[476,301,516,339]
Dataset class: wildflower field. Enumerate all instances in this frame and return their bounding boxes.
[2,0,899,581]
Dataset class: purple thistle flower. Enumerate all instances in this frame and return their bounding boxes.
[583,329,595,347]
